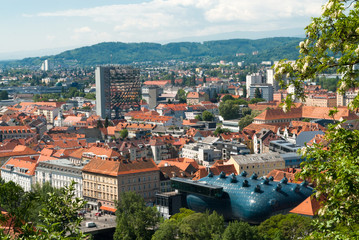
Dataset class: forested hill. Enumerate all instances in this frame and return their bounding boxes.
[2,37,302,67]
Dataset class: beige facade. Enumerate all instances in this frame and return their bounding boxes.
[83,171,118,210]
[82,158,160,211]
[305,95,337,107]
[118,170,160,202]
[337,89,359,107]
[226,152,285,176]
[36,106,59,124]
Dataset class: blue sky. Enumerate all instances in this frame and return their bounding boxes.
[1,0,326,58]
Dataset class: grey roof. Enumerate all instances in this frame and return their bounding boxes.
[201,136,220,145]
[38,159,83,170]
[231,152,284,165]
[296,131,324,147]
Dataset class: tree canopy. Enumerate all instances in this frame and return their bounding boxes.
[152,209,225,240]
[114,191,160,240]
[219,100,240,120]
[274,0,359,111]
[274,0,359,238]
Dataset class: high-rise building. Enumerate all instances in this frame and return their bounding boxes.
[40,59,49,71]
[96,66,141,119]
[246,73,263,98]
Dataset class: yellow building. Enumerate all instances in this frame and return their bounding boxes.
[82,157,160,212]
[226,152,285,177]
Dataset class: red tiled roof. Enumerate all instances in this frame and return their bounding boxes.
[2,157,37,176]
[83,158,158,176]
[143,80,170,86]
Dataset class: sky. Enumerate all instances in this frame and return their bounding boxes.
[0,0,326,59]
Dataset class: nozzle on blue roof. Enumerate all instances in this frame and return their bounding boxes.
[254,185,261,193]
[250,173,258,180]
[280,177,288,184]
[300,180,308,187]
[242,179,249,187]
[240,171,248,177]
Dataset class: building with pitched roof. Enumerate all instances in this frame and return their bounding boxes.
[186,92,209,105]
[35,159,83,198]
[82,158,160,211]
[1,156,38,191]
[227,152,285,177]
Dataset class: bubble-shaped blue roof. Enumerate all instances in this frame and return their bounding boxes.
[171,171,313,224]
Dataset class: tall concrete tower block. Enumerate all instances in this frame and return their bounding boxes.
[266,68,279,91]
[96,66,141,119]
[41,59,49,71]
[246,73,263,98]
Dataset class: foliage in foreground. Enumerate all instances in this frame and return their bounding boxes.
[274,0,359,238]
[0,181,87,240]
[114,191,161,240]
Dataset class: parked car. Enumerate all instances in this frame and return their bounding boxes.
[95,212,102,217]
[86,222,96,228]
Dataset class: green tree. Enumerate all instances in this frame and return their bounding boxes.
[0,180,34,236]
[34,181,87,239]
[0,181,87,239]
[0,90,9,100]
[114,191,160,240]
[84,93,96,100]
[153,209,224,240]
[202,110,214,121]
[104,117,110,128]
[177,89,187,103]
[241,107,252,117]
[195,115,203,121]
[223,221,261,240]
[219,100,240,120]
[213,127,231,136]
[96,120,103,128]
[254,88,262,99]
[221,95,234,102]
[274,0,359,111]
[238,115,253,130]
[249,98,265,104]
[258,214,313,240]
[274,0,359,238]
[27,181,61,225]
[119,129,128,139]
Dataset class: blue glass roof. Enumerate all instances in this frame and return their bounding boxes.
[171,172,313,224]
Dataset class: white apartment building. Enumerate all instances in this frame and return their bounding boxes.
[1,157,37,192]
[181,143,221,166]
[246,73,263,98]
[35,159,83,198]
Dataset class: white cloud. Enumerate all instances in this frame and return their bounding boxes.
[74,26,92,33]
[34,0,326,43]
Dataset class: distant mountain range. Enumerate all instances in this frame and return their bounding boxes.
[0,37,302,68]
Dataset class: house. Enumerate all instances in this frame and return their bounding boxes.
[0,145,39,168]
[0,126,36,142]
[181,142,221,166]
[82,158,160,211]
[35,159,83,198]
[1,156,38,192]
[226,152,285,176]
[186,92,209,105]
[35,106,59,124]
[254,106,359,125]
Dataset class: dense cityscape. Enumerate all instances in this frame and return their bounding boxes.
[0,0,358,239]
